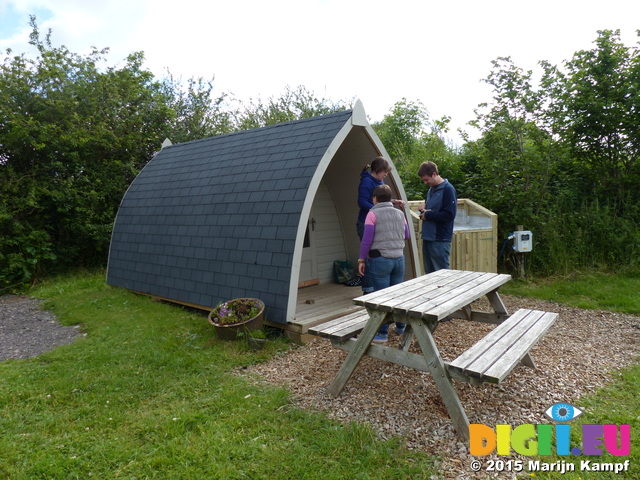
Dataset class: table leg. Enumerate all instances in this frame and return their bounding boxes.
[411,318,470,441]
[398,324,414,351]
[327,309,388,396]
[486,288,508,317]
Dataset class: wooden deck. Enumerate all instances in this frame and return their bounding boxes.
[295,282,364,326]
[266,282,365,343]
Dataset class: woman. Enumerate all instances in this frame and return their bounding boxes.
[357,184,410,343]
[356,157,391,293]
[357,157,391,239]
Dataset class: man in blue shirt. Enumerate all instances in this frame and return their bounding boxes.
[417,161,457,274]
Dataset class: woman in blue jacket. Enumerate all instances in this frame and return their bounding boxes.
[356,157,391,293]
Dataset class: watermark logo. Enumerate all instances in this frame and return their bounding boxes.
[467,403,632,475]
[470,402,630,456]
[544,402,583,422]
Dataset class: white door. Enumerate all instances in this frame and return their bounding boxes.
[299,213,318,285]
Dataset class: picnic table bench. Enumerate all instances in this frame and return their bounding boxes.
[308,269,559,441]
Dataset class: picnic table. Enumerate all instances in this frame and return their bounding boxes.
[309,269,558,441]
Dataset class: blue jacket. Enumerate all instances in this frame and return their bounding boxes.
[357,171,384,223]
[421,179,457,242]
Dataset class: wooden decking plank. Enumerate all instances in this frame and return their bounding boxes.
[293,282,362,329]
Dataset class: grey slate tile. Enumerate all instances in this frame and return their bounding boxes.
[106,109,353,323]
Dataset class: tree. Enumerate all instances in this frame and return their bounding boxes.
[372,99,458,200]
[463,33,640,275]
[466,58,563,219]
[540,29,640,213]
[0,17,174,289]
[161,73,235,143]
[233,85,348,129]
[462,58,577,274]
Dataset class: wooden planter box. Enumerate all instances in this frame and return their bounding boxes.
[408,198,497,274]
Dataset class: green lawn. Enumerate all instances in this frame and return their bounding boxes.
[0,272,434,479]
[1,270,638,479]
[502,271,640,314]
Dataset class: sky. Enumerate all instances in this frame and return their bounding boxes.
[1,0,639,142]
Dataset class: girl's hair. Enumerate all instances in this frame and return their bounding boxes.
[362,156,391,173]
[372,184,392,203]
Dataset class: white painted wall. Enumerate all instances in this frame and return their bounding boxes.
[312,180,347,283]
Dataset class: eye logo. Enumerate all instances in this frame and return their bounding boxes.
[545,403,584,422]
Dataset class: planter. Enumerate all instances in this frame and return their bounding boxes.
[208,298,265,341]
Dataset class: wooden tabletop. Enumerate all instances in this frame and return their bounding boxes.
[353,269,511,321]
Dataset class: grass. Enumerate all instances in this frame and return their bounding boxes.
[1,270,638,479]
[0,272,434,479]
[502,270,640,314]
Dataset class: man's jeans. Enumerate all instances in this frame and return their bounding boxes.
[422,240,451,274]
[367,256,405,335]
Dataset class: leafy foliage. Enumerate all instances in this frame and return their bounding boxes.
[0,18,174,290]
[160,73,235,143]
[540,30,640,213]
[0,21,345,291]
[461,32,640,275]
[372,99,460,200]
[234,85,348,129]
[2,19,640,287]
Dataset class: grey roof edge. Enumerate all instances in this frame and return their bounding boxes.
[161,109,354,151]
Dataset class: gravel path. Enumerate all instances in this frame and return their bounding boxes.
[0,295,80,361]
[246,295,640,479]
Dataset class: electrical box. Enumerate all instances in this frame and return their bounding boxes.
[513,231,533,252]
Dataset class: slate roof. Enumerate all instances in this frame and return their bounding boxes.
[107,109,354,324]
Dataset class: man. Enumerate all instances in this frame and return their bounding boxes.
[417,161,457,274]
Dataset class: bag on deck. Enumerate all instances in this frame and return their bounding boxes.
[333,260,355,284]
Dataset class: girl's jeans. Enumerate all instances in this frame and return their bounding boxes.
[366,256,406,335]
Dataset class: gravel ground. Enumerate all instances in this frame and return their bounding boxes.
[2,293,639,479]
[246,295,640,479]
[0,295,81,361]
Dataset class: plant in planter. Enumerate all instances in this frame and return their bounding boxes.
[208,298,265,341]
